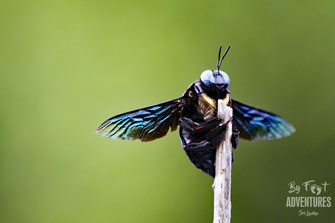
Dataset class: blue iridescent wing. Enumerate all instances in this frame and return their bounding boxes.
[95,98,183,142]
[232,99,295,141]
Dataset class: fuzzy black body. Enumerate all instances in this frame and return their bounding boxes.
[179,81,236,177]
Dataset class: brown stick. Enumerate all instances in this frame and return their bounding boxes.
[213,98,233,223]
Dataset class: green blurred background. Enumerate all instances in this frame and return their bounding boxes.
[1,0,334,222]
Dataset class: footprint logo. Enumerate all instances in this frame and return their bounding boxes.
[310,184,322,195]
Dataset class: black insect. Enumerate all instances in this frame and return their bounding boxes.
[95,45,295,177]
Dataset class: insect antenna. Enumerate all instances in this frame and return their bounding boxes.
[217,45,231,71]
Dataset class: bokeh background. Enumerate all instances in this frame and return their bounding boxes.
[1,0,334,222]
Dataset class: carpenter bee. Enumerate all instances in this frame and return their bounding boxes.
[95,45,295,177]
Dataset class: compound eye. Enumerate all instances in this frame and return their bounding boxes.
[217,70,230,87]
[219,70,230,87]
[200,70,215,87]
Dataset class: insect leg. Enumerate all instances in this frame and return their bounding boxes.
[232,121,240,149]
